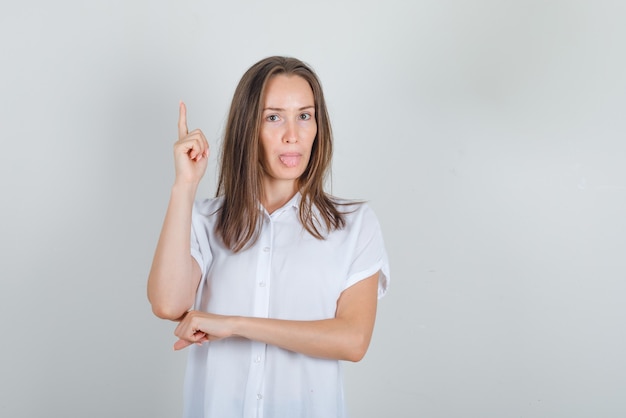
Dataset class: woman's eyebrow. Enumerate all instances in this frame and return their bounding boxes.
[263,105,315,112]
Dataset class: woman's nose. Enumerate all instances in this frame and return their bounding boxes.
[283,120,298,143]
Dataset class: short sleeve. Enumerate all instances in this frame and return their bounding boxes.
[344,205,390,299]
[190,200,214,308]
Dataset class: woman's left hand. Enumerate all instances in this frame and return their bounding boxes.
[173,311,235,350]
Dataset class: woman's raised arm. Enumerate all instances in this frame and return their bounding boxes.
[147,102,209,320]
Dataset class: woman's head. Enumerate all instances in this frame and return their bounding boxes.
[218,56,333,198]
[217,56,343,252]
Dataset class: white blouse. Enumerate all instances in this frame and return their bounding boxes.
[185,193,390,418]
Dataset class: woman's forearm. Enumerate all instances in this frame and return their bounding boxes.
[147,182,202,320]
[232,315,373,362]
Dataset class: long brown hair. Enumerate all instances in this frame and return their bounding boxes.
[216,56,347,252]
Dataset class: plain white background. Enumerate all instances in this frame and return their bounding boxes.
[1,1,625,417]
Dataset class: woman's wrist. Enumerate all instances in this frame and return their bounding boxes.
[230,315,246,338]
[170,181,199,204]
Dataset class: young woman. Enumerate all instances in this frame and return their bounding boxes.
[148,56,389,417]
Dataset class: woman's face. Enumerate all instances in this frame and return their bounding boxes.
[259,74,317,188]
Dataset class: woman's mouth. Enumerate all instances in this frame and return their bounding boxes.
[279,153,301,168]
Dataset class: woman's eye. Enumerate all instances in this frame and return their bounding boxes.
[267,114,279,122]
[299,113,312,121]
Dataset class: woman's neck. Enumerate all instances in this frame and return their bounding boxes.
[261,179,298,214]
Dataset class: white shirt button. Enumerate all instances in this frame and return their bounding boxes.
[257,394,263,400]
[263,247,270,252]
[259,282,266,287]
[254,355,261,363]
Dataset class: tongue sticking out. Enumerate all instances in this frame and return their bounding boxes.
[279,154,300,168]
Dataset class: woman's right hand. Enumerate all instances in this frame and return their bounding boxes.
[174,101,209,185]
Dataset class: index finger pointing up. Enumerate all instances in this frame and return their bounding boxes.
[178,101,188,140]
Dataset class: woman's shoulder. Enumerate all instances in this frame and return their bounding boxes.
[329,195,371,212]
[327,196,380,227]
[193,196,224,218]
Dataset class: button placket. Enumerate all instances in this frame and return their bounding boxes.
[245,213,273,416]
